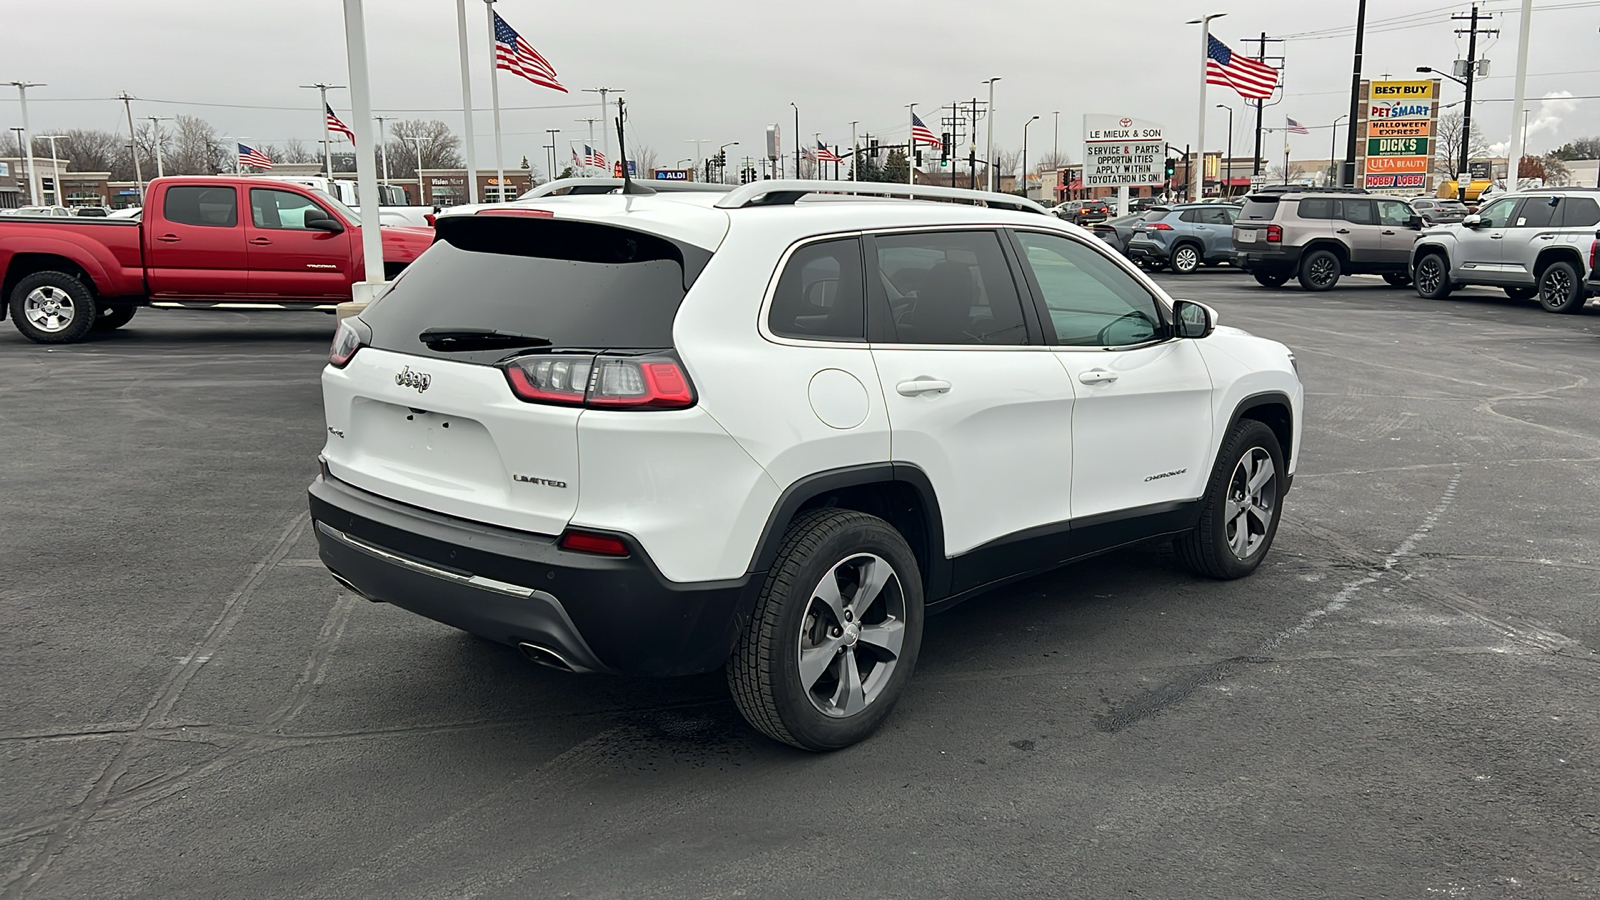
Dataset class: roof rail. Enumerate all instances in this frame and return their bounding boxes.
[711,179,1048,214]
[1248,184,1370,195]
[519,177,734,200]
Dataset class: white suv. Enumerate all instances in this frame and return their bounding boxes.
[311,180,1303,750]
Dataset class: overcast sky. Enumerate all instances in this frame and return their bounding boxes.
[4,0,1597,173]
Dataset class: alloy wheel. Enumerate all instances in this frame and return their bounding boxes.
[1415,258,1444,295]
[1541,267,1574,308]
[1225,448,1276,560]
[23,286,77,333]
[1175,247,1199,272]
[797,553,907,718]
[1308,256,1337,288]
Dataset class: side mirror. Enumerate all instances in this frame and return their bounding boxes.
[1461,214,1482,228]
[1172,299,1215,340]
[304,209,345,233]
[1408,214,1424,229]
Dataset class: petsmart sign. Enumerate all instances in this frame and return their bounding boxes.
[1361,79,1437,193]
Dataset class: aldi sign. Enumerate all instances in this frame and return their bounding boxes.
[653,169,689,181]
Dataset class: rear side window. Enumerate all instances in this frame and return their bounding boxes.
[164,186,237,228]
[874,230,1028,345]
[1179,209,1203,223]
[1238,197,1279,220]
[362,217,709,364]
[1561,196,1600,227]
[1296,197,1334,220]
[250,188,328,230]
[1338,199,1375,225]
[768,238,865,341]
[1517,196,1560,228]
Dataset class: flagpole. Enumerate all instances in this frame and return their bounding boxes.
[455,0,479,201]
[1190,13,1225,201]
[484,0,504,202]
[321,87,333,177]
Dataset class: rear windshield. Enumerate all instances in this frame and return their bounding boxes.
[1238,197,1279,221]
[362,216,711,365]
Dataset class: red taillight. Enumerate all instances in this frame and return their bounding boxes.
[1266,224,1283,243]
[1590,237,1596,272]
[329,317,370,368]
[1145,222,1173,231]
[558,530,630,557]
[423,213,436,227]
[502,353,696,410]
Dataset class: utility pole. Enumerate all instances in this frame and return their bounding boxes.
[582,87,623,172]
[1342,0,1368,187]
[454,0,478,200]
[982,77,1000,192]
[143,116,172,179]
[10,81,43,205]
[374,115,393,184]
[1453,4,1498,200]
[1238,33,1284,177]
[545,128,559,181]
[118,91,144,203]
[790,102,800,179]
[849,120,859,181]
[299,82,346,178]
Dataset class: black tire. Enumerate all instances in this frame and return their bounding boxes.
[9,271,98,344]
[1170,243,1202,274]
[1253,271,1290,289]
[1173,419,1286,580]
[1297,248,1342,291]
[1413,252,1452,299]
[92,305,138,332]
[1382,272,1412,288]
[727,509,925,752]
[1536,259,1585,313]
[1504,286,1536,301]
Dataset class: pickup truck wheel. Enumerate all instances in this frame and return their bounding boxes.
[92,305,138,332]
[1253,271,1290,288]
[10,271,98,344]
[1537,260,1585,313]
[1170,244,1201,274]
[1174,419,1285,580]
[727,509,924,751]
[1297,249,1342,291]
[1413,253,1452,300]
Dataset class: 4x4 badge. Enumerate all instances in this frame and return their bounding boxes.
[396,366,432,393]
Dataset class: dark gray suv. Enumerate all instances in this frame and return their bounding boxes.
[1232,188,1422,291]
[1126,204,1239,274]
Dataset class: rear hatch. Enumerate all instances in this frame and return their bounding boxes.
[321,211,715,535]
[1232,195,1280,246]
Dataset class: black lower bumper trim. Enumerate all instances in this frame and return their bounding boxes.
[308,475,755,677]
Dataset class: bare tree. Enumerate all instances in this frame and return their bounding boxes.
[1267,162,1307,183]
[386,120,463,180]
[280,138,315,163]
[1433,111,1488,176]
[56,130,123,173]
[1033,150,1071,172]
[632,143,658,175]
[159,115,227,174]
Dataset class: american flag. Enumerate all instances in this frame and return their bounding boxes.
[494,12,567,93]
[1206,36,1280,101]
[1285,117,1310,135]
[582,145,606,168]
[909,112,942,148]
[814,141,842,163]
[326,104,355,145]
[238,143,273,169]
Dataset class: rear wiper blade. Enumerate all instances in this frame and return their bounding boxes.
[419,327,553,350]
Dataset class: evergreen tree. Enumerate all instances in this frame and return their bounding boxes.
[882,149,909,184]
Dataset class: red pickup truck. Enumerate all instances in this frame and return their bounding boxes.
[0,176,434,343]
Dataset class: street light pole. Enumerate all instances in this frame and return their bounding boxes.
[545,128,559,181]
[1329,114,1348,186]
[374,115,392,184]
[339,0,385,296]
[790,102,799,179]
[982,77,1000,191]
[1215,105,1233,196]
[850,120,859,181]
[144,117,172,179]
[1053,110,1060,164]
[1188,14,1226,202]
[39,135,65,206]
[1021,115,1039,199]
[9,81,43,205]
[719,141,739,184]
[299,82,347,178]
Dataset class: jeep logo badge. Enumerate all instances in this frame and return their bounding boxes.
[396,366,432,393]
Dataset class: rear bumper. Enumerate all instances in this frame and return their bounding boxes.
[1127,239,1169,260]
[1232,246,1303,273]
[308,473,754,677]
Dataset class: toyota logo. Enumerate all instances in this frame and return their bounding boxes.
[1120,117,1133,128]
[396,366,432,393]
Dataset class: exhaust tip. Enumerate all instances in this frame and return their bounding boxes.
[518,641,577,672]
[328,570,383,603]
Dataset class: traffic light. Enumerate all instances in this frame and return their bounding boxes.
[941,133,951,162]
[868,138,879,154]
[613,161,623,177]
[1164,157,1176,180]
[717,150,726,168]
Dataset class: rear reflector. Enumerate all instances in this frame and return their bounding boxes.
[558,530,630,557]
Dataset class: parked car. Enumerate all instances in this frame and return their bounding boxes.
[1,176,434,343]
[310,178,1303,751]
[1412,188,1600,313]
[1129,197,1163,214]
[1055,199,1110,226]
[72,206,111,217]
[251,174,438,228]
[107,207,141,219]
[1231,187,1420,290]
[1127,204,1239,273]
[1408,197,1468,226]
[7,206,74,217]
[1090,213,1145,256]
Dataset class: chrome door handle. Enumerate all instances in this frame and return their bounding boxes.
[1078,369,1119,385]
[895,378,951,397]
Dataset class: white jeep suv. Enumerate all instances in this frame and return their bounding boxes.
[311,180,1303,750]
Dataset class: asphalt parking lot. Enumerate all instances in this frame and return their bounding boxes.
[3,274,1598,899]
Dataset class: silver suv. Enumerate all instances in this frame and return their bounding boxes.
[1232,188,1422,291]
[1410,189,1600,313]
